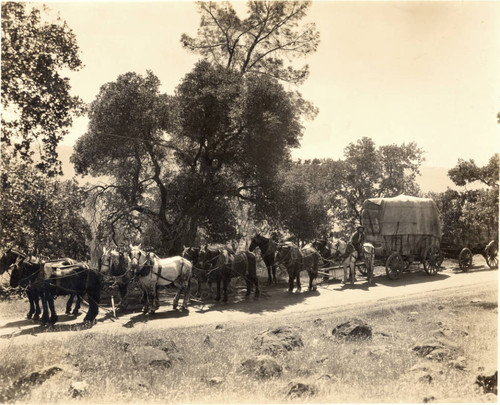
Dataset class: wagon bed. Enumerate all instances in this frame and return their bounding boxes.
[361,195,443,280]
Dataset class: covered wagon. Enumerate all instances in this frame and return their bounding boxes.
[360,195,443,279]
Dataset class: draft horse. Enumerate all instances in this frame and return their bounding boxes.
[329,238,375,286]
[275,242,305,292]
[98,247,134,310]
[129,245,192,314]
[200,246,259,302]
[249,234,278,284]
[41,262,102,326]
[0,249,82,320]
[182,246,208,297]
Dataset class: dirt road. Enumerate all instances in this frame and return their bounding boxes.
[0,259,497,339]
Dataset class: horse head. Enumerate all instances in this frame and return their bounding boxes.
[129,244,148,274]
[0,247,26,275]
[182,246,201,266]
[248,234,262,252]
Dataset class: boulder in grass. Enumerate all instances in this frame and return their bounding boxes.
[331,318,372,340]
[475,370,497,395]
[13,366,63,389]
[132,346,171,367]
[255,326,304,355]
[286,382,316,398]
[241,355,282,379]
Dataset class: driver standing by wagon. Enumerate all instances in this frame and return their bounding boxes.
[350,224,365,261]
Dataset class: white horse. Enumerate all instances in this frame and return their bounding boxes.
[329,238,375,286]
[129,244,192,314]
[99,247,134,310]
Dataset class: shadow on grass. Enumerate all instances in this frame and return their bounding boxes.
[0,315,96,338]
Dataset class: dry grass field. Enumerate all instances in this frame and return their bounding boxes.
[0,271,497,404]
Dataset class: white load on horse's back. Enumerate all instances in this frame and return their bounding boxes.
[43,257,78,278]
[129,244,192,314]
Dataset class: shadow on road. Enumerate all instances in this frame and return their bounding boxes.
[374,271,450,287]
[121,308,190,329]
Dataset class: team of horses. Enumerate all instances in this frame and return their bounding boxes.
[0,234,375,327]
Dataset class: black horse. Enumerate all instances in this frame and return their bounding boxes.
[249,234,278,284]
[182,246,207,297]
[1,249,81,320]
[40,262,102,326]
[200,246,259,302]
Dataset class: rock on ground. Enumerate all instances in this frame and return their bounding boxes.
[476,370,497,395]
[241,355,283,379]
[332,318,372,340]
[286,382,316,398]
[132,346,171,368]
[255,326,303,355]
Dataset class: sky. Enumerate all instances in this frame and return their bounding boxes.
[42,1,500,188]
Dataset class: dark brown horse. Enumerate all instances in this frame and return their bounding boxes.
[200,246,259,302]
[301,245,321,291]
[275,242,304,292]
[249,234,278,284]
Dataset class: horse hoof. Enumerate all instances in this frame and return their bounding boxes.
[72,310,80,316]
[33,314,40,321]
[26,313,33,320]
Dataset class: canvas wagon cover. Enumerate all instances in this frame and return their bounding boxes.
[361,195,442,238]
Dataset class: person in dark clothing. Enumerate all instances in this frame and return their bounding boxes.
[349,225,365,261]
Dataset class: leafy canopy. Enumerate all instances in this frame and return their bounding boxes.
[181,1,320,84]
[1,2,84,176]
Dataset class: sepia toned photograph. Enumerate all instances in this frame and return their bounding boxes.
[0,1,498,403]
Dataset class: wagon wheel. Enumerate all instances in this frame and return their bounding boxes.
[423,246,442,276]
[385,252,403,280]
[485,247,498,269]
[458,248,473,271]
[357,261,368,276]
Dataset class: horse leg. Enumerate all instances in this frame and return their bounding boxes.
[181,278,191,310]
[272,264,277,284]
[295,266,301,293]
[84,282,100,326]
[33,290,41,320]
[26,288,35,319]
[214,274,222,301]
[350,260,355,286]
[40,287,50,325]
[287,269,294,292]
[72,294,81,315]
[48,291,58,325]
[343,262,349,283]
[266,265,273,285]
[66,293,74,314]
[150,285,159,314]
[173,284,181,310]
[253,273,260,298]
[222,274,229,303]
[117,282,128,310]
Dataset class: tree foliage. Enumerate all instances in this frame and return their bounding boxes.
[1,154,91,259]
[1,2,84,176]
[448,154,499,188]
[181,1,320,85]
[325,137,424,232]
[72,63,306,254]
[433,153,499,248]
